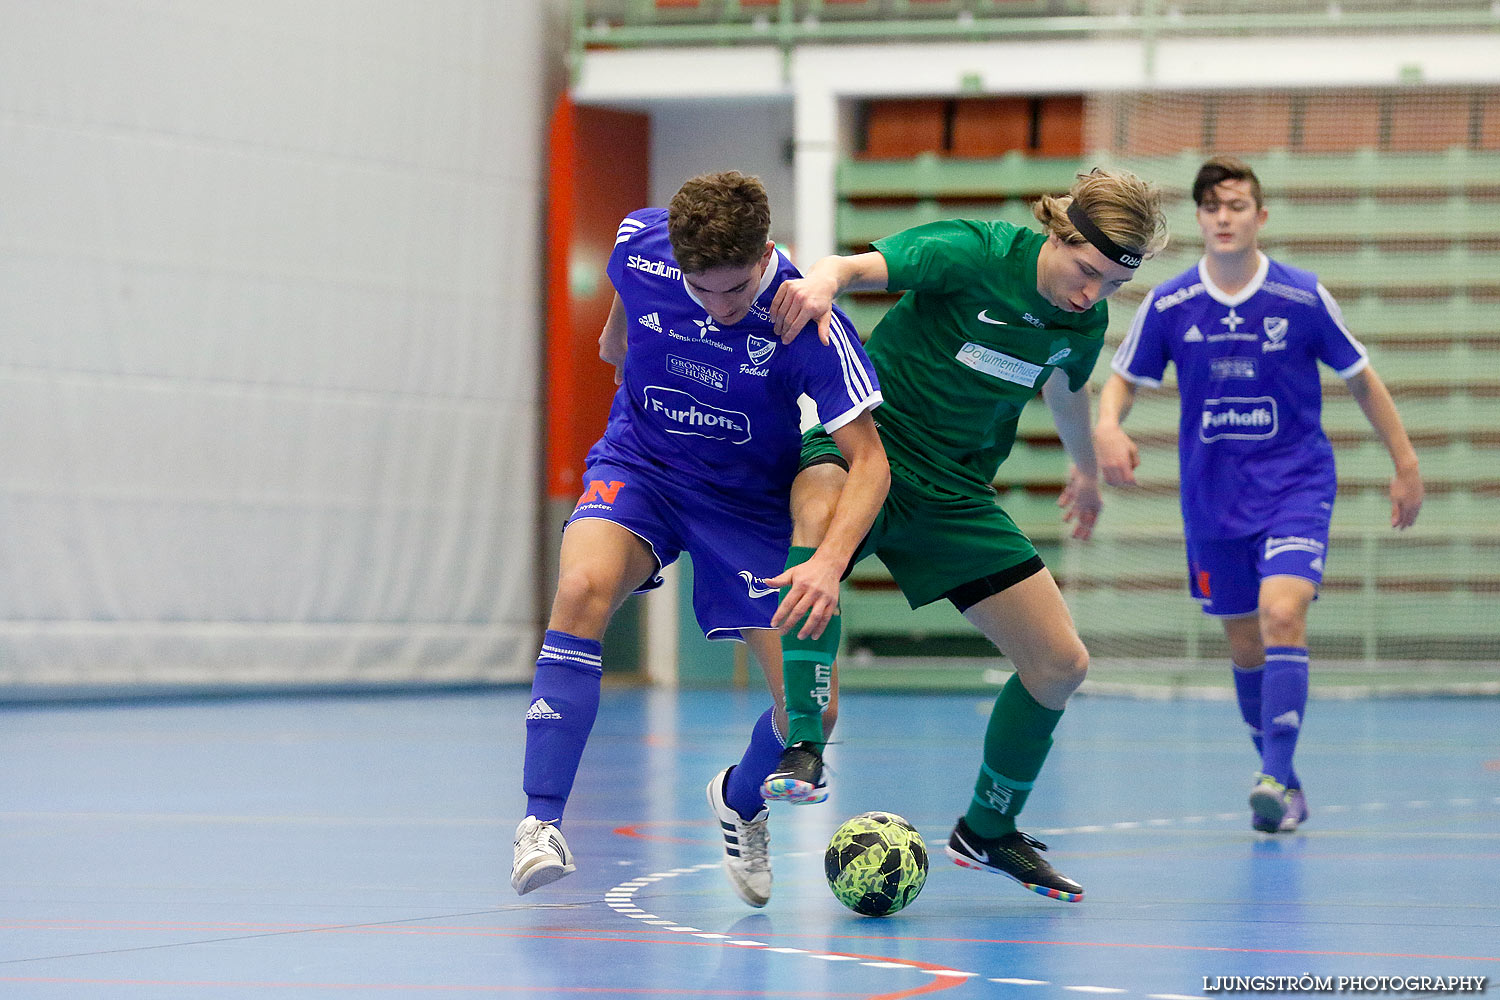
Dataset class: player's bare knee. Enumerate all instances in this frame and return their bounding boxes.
[1258,601,1306,644]
[550,568,616,632]
[1054,643,1090,694]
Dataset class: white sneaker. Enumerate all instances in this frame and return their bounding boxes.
[511,816,575,895]
[705,769,771,907]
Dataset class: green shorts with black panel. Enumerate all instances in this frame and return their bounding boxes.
[799,425,1039,610]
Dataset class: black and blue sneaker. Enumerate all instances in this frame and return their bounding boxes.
[946,817,1084,902]
[760,742,829,804]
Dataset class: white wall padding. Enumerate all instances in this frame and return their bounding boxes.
[0,1,547,690]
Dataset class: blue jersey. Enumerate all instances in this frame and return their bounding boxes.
[591,208,882,520]
[1112,253,1368,540]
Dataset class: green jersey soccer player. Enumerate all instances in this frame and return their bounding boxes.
[772,167,1169,901]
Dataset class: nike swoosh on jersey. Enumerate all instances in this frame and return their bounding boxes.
[976,310,1012,326]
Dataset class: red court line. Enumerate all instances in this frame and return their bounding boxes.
[612,819,711,843]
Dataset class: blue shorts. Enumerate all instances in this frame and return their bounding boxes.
[1187,520,1330,618]
[565,462,791,641]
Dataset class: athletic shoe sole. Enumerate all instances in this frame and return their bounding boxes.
[1249,782,1288,830]
[760,777,828,804]
[944,845,1084,903]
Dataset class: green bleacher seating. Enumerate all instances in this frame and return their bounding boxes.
[1098,147,1500,196]
[838,151,1084,199]
[833,144,1500,666]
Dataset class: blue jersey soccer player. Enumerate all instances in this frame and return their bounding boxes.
[1095,156,1423,833]
[512,172,888,906]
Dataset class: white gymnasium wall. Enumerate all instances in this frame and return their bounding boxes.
[648,99,797,249]
[0,1,555,692]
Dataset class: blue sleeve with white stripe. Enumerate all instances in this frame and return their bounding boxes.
[606,209,664,293]
[787,302,882,434]
[1111,287,1171,388]
[1311,283,1369,379]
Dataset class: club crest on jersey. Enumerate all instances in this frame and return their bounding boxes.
[1262,316,1289,352]
[747,335,777,366]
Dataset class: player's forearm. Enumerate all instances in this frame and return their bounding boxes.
[1094,373,1137,430]
[1348,368,1419,473]
[1044,377,1099,479]
[807,251,890,298]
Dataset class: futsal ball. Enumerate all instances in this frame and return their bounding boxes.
[824,811,928,917]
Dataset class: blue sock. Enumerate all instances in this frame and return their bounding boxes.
[724,707,785,821]
[1232,662,1266,761]
[1259,646,1309,788]
[522,629,603,824]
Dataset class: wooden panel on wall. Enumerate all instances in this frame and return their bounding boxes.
[1299,93,1380,152]
[1211,93,1293,154]
[1388,91,1471,152]
[862,99,947,158]
[1121,94,1207,155]
[1037,96,1085,157]
[1482,92,1500,150]
[950,97,1030,157]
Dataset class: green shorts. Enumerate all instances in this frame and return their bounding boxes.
[799,426,1040,610]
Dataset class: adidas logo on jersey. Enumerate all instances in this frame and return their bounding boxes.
[1184,324,1204,342]
[638,312,662,332]
[526,698,562,721]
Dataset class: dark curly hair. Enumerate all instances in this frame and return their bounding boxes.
[667,171,771,274]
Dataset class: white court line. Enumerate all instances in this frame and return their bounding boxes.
[602,794,1500,998]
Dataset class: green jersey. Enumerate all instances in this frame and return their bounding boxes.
[867,218,1106,499]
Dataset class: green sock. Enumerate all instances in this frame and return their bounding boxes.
[779,545,839,748]
[965,672,1064,838]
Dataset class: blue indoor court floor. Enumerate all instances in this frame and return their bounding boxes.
[1,686,1497,999]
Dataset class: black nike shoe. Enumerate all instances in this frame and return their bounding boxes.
[759,742,829,804]
[945,817,1084,902]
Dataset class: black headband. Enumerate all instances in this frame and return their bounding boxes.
[1066,200,1143,269]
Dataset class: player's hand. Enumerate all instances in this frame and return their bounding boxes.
[770,275,835,346]
[765,556,840,640]
[1058,465,1102,541]
[1093,425,1140,487]
[1390,464,1424,530]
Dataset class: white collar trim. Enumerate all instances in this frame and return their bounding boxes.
[1197,251,1269,307]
